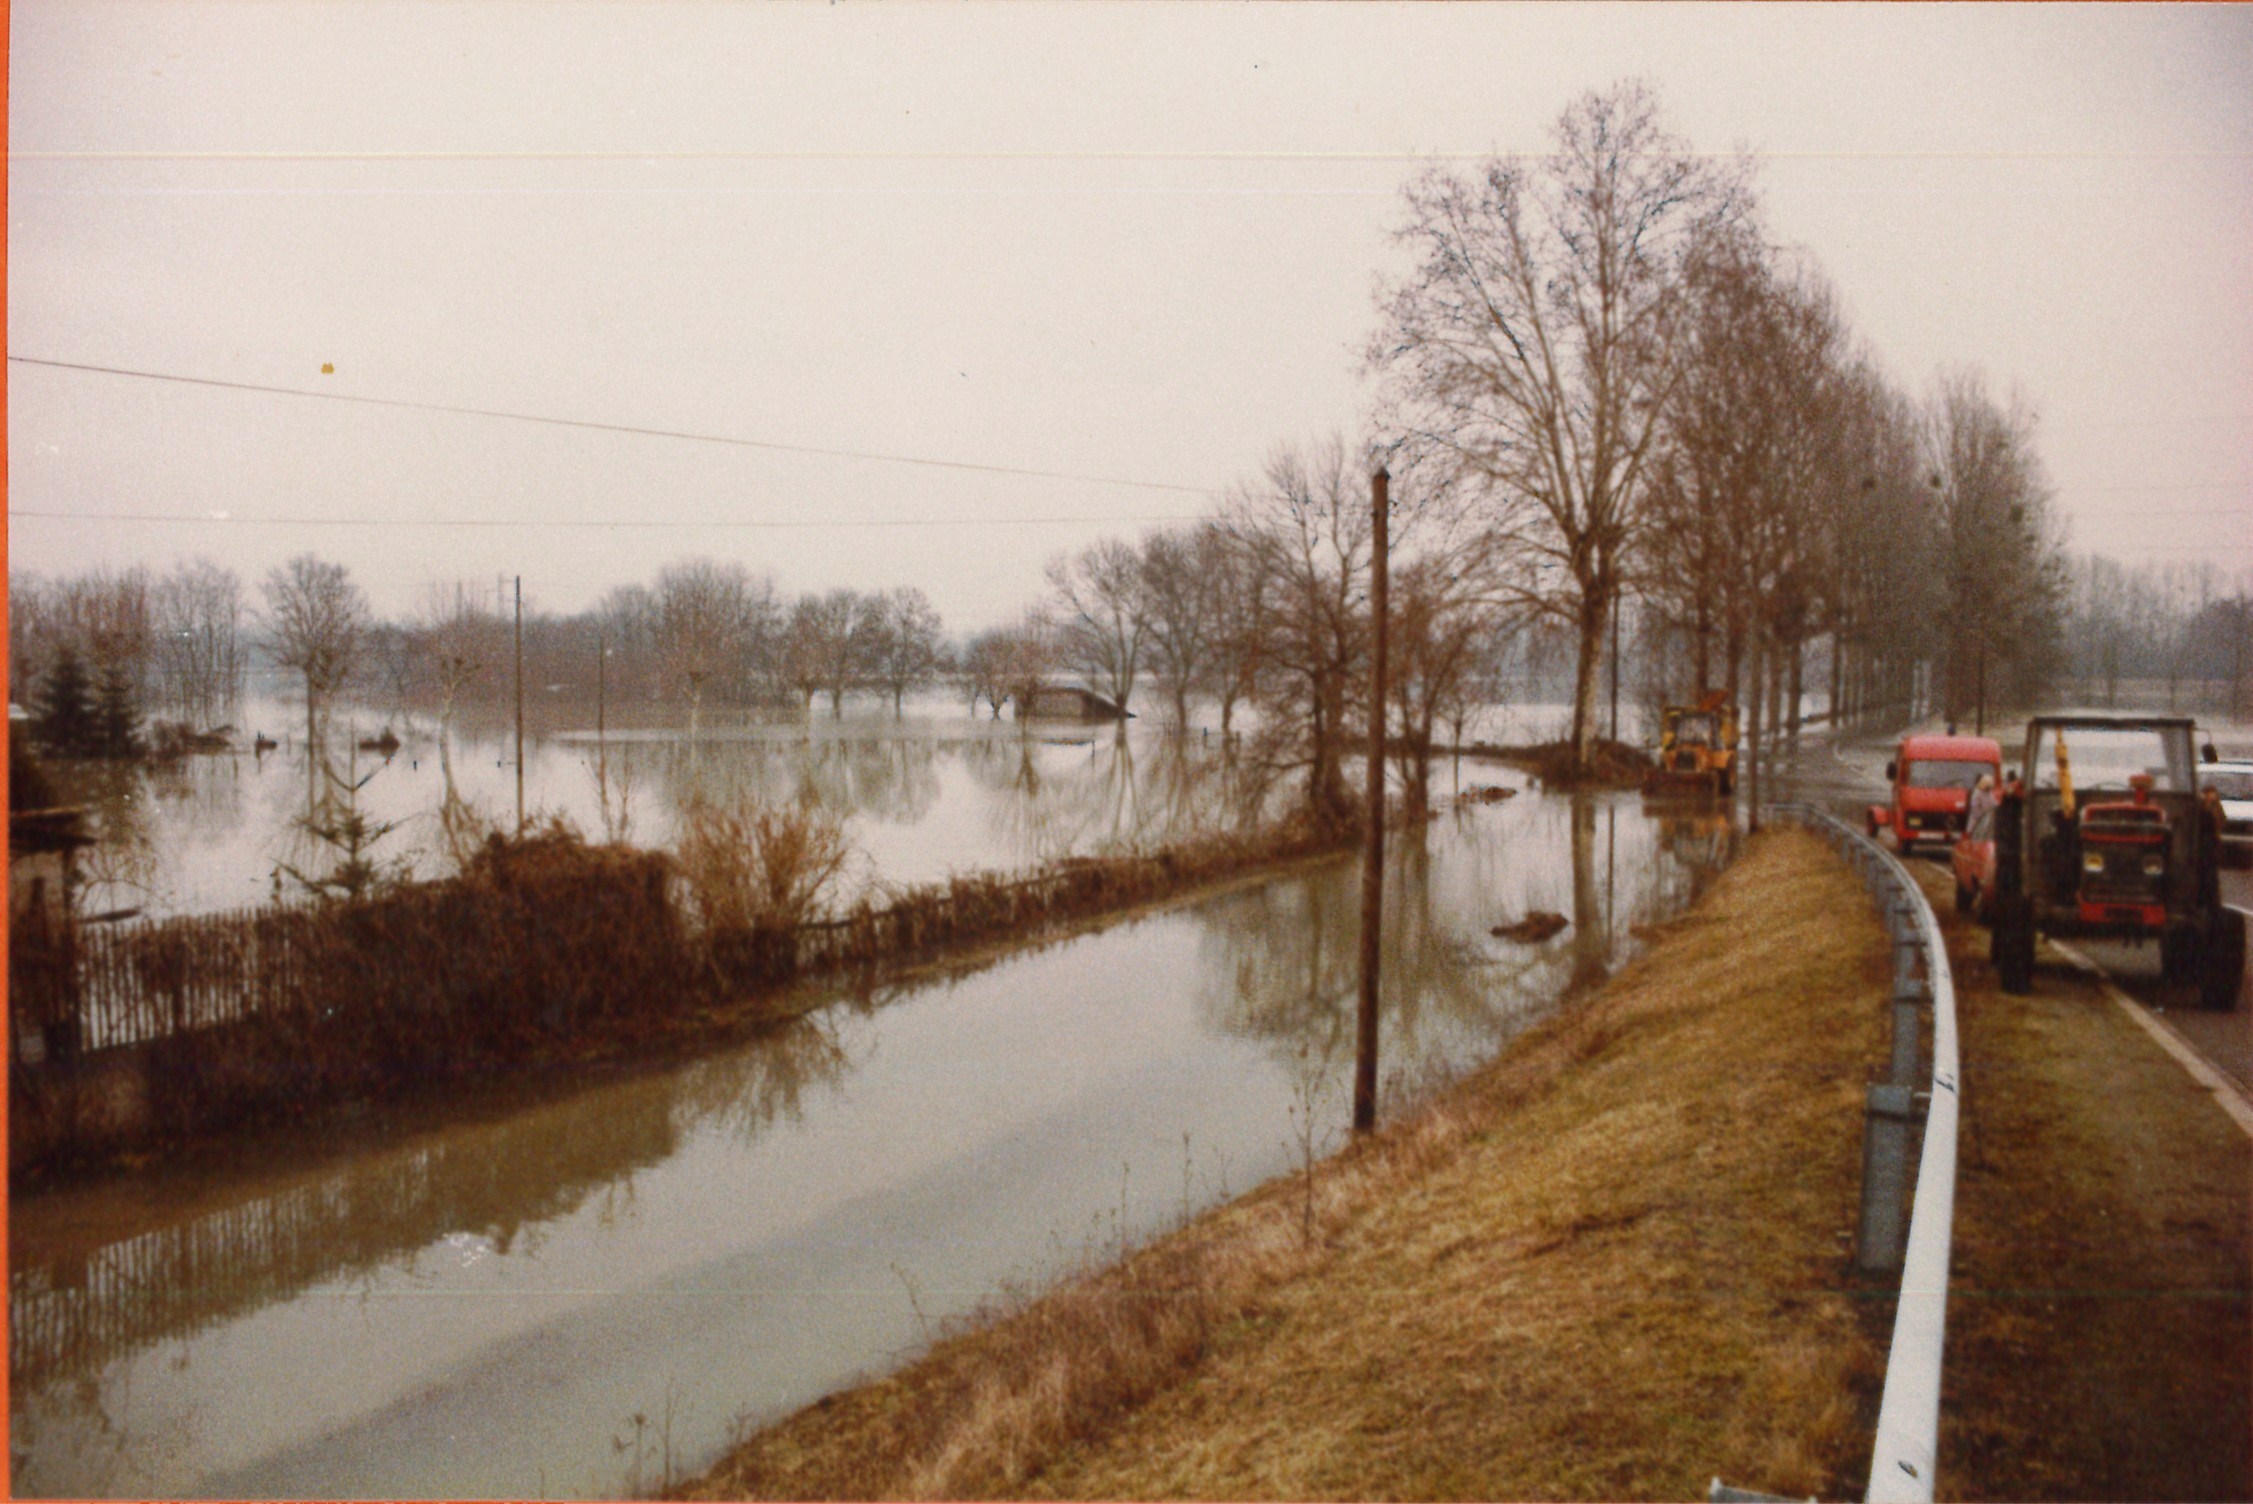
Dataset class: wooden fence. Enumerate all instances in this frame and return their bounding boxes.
[8,817,1348,1176]
[54,905,324,1053]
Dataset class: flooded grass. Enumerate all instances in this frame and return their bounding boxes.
[685,828,1893,1501]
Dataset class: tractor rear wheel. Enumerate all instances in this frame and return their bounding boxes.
[2200,910,2246,1013]
[1993,899,2036,995]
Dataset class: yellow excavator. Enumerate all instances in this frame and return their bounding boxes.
[1643,690,1740,798]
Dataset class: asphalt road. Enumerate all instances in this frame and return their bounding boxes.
[1767,724,2253,1096]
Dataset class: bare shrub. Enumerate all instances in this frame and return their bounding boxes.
[676,795,854,989]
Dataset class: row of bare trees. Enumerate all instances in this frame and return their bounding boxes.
[958,439,1523,824]
[10,560,253,732]
[2064,557,2253,718]
[972,81,2081,820]
[385,566,949,736]
[1366,81,2073,782]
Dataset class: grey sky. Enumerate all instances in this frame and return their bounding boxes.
[9,2,2252,632]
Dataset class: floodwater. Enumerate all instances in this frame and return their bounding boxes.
[55,689,1282,921]
[8,782,1733,1500]
[51,686,1696,923]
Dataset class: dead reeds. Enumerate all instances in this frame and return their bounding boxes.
[676,794,854,991]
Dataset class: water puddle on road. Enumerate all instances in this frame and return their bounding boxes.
[9,785,1733,1499]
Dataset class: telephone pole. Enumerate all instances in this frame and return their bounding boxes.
[514,575,525,834]
[1355,466,1390,1136]
[1609,590,1622,744]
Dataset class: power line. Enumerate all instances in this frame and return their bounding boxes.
[2073,485,2250,495]
[6,355,1215,498]
[5,507,1203,530]
[2075,507,2251,519]
[17,147,2245,163]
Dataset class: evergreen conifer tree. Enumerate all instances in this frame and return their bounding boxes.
[94,659,142,759]
[33,647,97,757]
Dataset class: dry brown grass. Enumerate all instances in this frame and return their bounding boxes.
[1909,862,2252,1503]
[686,827,1896,1502]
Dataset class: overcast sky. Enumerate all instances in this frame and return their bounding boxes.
[9,2,2252,633]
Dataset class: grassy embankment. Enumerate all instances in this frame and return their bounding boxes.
[689,827,1901,1501]
[1909,862,2251,1502]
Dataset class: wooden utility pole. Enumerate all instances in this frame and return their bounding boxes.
[596,623,607,745]
[514,575,525,834]
[1355,467,1390,1136]
[1609,590,1622,744]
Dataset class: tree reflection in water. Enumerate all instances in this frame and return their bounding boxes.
[1188,793,1711,1116]
[8,1011,852,1428]
[1189,815,1544,1102]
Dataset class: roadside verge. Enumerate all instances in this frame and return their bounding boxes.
[1903,862,2251,1502]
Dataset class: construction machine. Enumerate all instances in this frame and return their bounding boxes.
[1643,692,1739,798]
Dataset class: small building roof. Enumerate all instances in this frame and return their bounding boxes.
[9,807,96,855]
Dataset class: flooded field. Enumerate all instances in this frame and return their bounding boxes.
[53,690,1284,921]
[8,782,1733,1499]
[44,686,1722,924]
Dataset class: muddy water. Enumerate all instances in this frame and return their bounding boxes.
[9,784,1731,1500]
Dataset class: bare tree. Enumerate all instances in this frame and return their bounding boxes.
[1138,523,1233,733]
[596,583,662,707]
[263,553,370,752]
[1046,538,1148,713]
[415,579,505,727]
[784,588,878,718]
[653,558,762,739]
[1203,528,1269,741]
[1371,80,1745,774]
[1223,436,1373,824]
[1926,369,2065,732]
[150,559,247,729]
[1388,538,1512,813]
[865,586,944,715]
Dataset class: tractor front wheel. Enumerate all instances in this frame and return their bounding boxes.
[2161,924,2199,985]
[2200,910,2246,1013]
[1993,899,2036,995]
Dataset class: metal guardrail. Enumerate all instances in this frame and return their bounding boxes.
[1767,804,1959,1504]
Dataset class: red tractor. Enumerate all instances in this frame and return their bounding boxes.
[1988,714,2244,1010]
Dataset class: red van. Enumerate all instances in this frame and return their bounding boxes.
[1868,733,2005,854]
